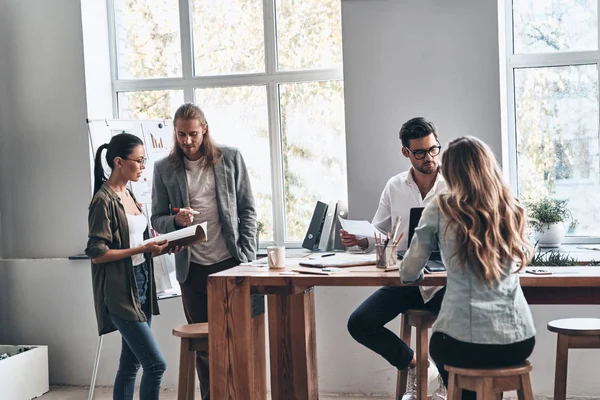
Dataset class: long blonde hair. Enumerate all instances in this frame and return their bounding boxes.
[439,136,532,285]
[169,103,220,169]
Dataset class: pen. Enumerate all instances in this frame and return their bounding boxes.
[321,253,335,257]
[172,207,200,215]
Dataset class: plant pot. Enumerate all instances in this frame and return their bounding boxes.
[534,222,566,248]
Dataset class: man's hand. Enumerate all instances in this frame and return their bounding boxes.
[168,245,187,255]
[175,208,194,227]
[339,229,368,249]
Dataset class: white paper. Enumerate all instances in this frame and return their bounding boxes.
[338,217,379,238]
[251,257,306,267]
[142,222,208,244]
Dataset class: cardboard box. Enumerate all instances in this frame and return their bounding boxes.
[0,345,49,400]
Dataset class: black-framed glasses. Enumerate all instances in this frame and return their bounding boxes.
[405,145,441,160]
[125,157,148,166]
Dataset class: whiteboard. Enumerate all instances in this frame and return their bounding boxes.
[88,119,181,299]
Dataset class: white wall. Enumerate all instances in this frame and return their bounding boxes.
[0,259,188,387]
[0,0,599,397]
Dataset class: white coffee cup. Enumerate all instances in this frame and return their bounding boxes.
[267,246,285,269]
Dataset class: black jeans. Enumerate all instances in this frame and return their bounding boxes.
[347,286,445,370]
[430,332,536,400]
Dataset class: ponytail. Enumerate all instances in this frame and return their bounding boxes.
[93,144,109,195]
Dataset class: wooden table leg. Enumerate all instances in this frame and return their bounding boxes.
[252,312,267,400]
[554,333,569,400]
[268,287,319,400]
[208,276,254,400]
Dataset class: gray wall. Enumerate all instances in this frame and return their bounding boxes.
[0,0,90,259]
[0,0,599,396]
[343,0,502,220]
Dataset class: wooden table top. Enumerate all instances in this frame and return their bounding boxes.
[209,264,600,288]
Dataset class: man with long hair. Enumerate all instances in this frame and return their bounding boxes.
[151,103,257,400]
[401,136,535,400]
[342,117,447,400]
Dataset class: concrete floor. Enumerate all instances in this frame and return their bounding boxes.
[38,386,394,400]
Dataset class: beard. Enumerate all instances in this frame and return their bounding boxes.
[414,161,437,175]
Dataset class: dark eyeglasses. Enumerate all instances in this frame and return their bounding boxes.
[405,145,441,160]
[125,157,148,166]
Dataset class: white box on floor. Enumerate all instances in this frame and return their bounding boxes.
[0,345,49,400]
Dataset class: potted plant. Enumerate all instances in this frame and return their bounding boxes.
[256,220,266,250]
[527,197,577,248]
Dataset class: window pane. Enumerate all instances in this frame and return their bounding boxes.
[114,0,182,79]
[192,0,264,76]
[280,81,347,241]
[515,65,600,235]
[117,90,184,119]
[194,87,273,241]
[513,0,597,54]
[276,0,343,71]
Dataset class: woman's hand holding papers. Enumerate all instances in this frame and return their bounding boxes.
[142,239,169,257]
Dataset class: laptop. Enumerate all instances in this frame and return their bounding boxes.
[397,207,446,273]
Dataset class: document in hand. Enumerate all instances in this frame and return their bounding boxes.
[338,217,379,238]
[143,222,208,256]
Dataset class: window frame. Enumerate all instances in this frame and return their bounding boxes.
[504,0,600,244]
[106,0,345,247]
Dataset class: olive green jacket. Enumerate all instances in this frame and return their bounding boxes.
[85,184,159,335]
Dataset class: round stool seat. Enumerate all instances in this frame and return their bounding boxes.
[404,309,438,327]
[445,361,532,377]
[548,318,600,335]
[173,322,209,339]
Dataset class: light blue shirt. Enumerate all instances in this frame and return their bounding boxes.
[400,200,536,344]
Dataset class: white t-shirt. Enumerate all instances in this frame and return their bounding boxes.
[126,213,147,266]
[184,157,232,265]
[367,168,446,302]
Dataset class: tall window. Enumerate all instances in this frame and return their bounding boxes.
[108,0,347,246]
[507,0,600,240]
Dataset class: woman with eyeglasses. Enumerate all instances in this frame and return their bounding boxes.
[86,133,169,400]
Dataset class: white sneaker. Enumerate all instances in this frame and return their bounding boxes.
[431,374,447,400]
[427,361,439,386]
[401,366,417,400]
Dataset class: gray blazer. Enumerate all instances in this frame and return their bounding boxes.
[151,146,257,282]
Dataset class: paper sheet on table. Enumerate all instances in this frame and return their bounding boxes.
[338,217,379,238]
[251,257,306,267]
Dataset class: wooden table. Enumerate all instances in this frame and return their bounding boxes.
[207,265,600,400]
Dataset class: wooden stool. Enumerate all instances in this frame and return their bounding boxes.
[396,310,438,400]
[445,361,534,400]
[548,318,600,400]
[173,323,209,400]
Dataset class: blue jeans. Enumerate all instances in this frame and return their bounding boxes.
[109,262,166,400]
[347,286,445,370]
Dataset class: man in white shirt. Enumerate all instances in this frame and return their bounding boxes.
[342,117,447,400]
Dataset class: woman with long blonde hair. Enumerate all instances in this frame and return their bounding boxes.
[400,136,536,400]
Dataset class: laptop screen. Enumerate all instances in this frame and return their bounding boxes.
[407,207,424,246]
[401,207,441,262]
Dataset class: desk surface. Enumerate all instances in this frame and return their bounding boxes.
[210,265,600,288]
